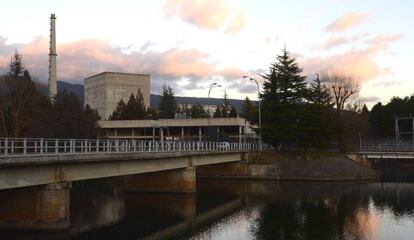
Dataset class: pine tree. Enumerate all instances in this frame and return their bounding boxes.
[213,105,222,118]
[241,97,257,123]
[263,47,308,104]
[122,94,139,120]
[190,103,208,118]
[222,91,232,117]
[110,98,126,120]
[261,48,308,149]
[309,74,332,106]
[159,84,177,119]
[229,106,238,117]
[8,50,25,78]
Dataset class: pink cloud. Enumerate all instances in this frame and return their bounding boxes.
[322,36,351,49]
[0,37,245,92]
[326,12,371,32]
[300,34,402,82]
[163,0,246,33]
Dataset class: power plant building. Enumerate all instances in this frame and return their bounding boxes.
[84,72,150,119]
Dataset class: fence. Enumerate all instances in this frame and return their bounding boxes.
[360,140,414,153]
[0,138,258,157]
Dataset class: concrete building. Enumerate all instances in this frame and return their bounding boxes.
[98,117,257,143]
[84,72,150,119]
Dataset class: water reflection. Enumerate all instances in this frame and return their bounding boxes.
[3,181,414,240]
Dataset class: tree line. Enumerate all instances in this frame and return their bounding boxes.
[0,51,100,138]
[110,85,239,120]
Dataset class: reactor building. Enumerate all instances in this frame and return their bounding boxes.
[84,72,150,119]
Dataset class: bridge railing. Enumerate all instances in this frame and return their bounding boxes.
[0,138,258,157]
[360,142,414,153]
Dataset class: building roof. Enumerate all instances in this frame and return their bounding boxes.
[99,118,250,128]
[85,71,150,80]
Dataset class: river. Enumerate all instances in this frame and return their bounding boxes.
[2,179,414,240]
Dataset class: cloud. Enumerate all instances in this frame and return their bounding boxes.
[163,0,246,33]
[361,96,381,103]
[326,12,371,32]
[300,33,402,82]
[0,36,245,93]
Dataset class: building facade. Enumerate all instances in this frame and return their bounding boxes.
[98,117,257,143]
[84,72,150,119]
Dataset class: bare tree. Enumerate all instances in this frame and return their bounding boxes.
[322,72,360,151]
[322,72,360,111]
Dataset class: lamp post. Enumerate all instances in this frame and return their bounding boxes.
[207,83,221,140]
[243,76,262,151]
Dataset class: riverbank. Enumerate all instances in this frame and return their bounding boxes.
[197,151,378,181]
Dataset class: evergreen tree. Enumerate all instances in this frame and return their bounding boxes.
[308,74,332,106]
[159,84,177,119]
[190,103,208,118]
[135,88,146,119]
[229,106,238,117]
[83,104,101,138]
[213,105,222,118]
[8,50,25,78]
[145,108,159,120]
[222,91,232,117]
[122,94,140,120]
[109,98,126,120]
[261,48,308,149]
[241,97,257,123]
[262,47,308,104]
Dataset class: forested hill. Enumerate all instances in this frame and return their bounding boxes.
[33,81,254,112]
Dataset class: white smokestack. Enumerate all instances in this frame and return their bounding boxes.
[48,13,57,99]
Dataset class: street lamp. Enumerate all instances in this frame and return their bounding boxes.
[207,83,221,140]
[243,76,262,151]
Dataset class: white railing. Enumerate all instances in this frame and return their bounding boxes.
[0,138,258,157]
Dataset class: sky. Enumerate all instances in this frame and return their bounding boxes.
[0,0,412,105]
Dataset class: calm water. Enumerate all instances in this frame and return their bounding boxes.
[3,180,414,240]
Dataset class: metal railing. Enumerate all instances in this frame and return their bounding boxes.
[0,138,258,157]
[360,141,414,153]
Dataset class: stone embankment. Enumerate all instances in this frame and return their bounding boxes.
[198,151,378,181]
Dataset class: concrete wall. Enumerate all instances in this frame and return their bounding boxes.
[0,183,71,231]
[198,151,378,181]
[84,72,150,119]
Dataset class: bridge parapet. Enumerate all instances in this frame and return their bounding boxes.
[0,138,257,158]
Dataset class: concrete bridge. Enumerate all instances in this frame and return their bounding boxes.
[349,142,414,171]
[0,138,257,232]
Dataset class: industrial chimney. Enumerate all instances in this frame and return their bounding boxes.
[48,14,57,99]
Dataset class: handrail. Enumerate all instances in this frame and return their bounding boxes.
[0,138,258,157]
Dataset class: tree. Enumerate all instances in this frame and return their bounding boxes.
[52,90,86,138]
[145,108,159,120]
[190,103,208,118]
[122,94,140,120]
[109,98,126,120]
[0,52,40,137]
[308,74,332,106]
[322,72,359,151]
[159,84,177,119]
[261,48,308,149]
[262,47,308,104]
[221,91,232,117]
[83,104,101,138]
[213,105,222,118]
[241,97,257,123]
[229,106,238,117]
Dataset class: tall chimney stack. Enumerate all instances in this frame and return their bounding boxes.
[48,14,57,99]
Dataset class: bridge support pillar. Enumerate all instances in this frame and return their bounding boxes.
[197,161,248,178]
[0,182,71,232]
[125,167,196,193]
